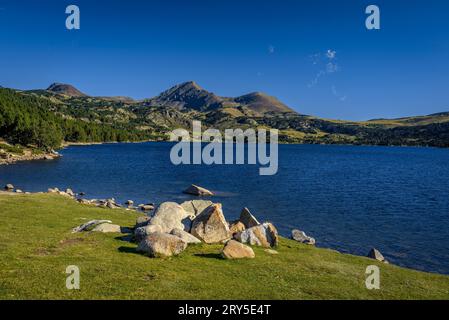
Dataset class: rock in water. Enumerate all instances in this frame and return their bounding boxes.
[190,204,230,244]
[4,184,14,191]
[222,240,255,259]
[239,207,260,228]
[367,248,388,263]
[170,228,202,244]
[134,224,163,243]
[137,232,187,258]
[291,229,316,245]
[234,223,278,248]
[183,184,214,196]
[149,202,189,233]
[92,223,122,233]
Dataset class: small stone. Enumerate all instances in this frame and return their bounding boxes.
[92,223,122,233]
[367,248,388,263]
[291,229,316,245]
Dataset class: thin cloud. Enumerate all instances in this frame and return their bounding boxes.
[268,45,275,54]
[308,49,340,88]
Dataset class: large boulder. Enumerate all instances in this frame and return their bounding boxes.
[183,184,214,196]
[92,223,122,233]
[222,240,255,259]
[137,232,187,258]
[65,188,75,197]
[149,202,189,233]
[4,184,14,191]
[291,229,316,245]
[234,223,278,248]
[229,221,246,235]
[170,228,201,244]
[190,204,230,244]
[135,216,151,229]
[181,200,213,219]
[239,207,260,228]
[134,224,163,243]
[367,248,388,263]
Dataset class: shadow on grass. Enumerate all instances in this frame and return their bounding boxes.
[118,246,142,256]
[194,253,224,260]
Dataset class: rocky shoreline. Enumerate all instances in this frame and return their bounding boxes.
[2,183,389,263]
[0,150,61,166]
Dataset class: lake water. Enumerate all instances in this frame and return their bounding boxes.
[1,142,449,274]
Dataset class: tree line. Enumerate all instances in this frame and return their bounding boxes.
[0,88,154,150]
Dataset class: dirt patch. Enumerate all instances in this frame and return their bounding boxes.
[59,238,85,247]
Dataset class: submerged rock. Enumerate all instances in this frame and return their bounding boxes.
[291,229,316,245]
[137,232,187,258]
[190,204,230,244]
[183,184,214,196]
[367,248,388,263]
[234,223,278,248]
[239,207,260,228]
[222,240,255,259]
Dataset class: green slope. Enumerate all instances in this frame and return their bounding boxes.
[1,193,448,300]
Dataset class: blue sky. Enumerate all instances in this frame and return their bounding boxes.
[0,0,448,120]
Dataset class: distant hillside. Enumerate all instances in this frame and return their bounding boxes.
[1,82,449,149]
[233,92,295,114]
[145,81,296,115]
[47,83,87,97]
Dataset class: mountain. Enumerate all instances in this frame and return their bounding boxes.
[145,81,296,115]
[233,92,295,114]
[145,81,224,111]
[46,83,87,97]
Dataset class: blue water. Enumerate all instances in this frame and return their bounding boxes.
[1,142,449,274]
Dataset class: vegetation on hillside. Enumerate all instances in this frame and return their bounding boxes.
[0,88,163,150]
[0,193,448,299]
[2,82,449,151]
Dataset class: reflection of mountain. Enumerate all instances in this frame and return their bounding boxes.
[1,81,449,149]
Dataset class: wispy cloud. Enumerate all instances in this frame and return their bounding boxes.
[308,49,340,88]
[332,85,347,102]
[308,49,347,101]
[268,45,275,54]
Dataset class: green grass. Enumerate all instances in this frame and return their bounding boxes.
[1,193,449,300]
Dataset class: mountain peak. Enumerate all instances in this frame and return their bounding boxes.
[46,83,87,97]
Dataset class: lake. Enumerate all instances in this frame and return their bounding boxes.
[1,142,449,274]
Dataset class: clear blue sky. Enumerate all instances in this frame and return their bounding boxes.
[1,0,448,120]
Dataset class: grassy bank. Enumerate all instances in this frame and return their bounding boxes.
[0,193,448,300]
